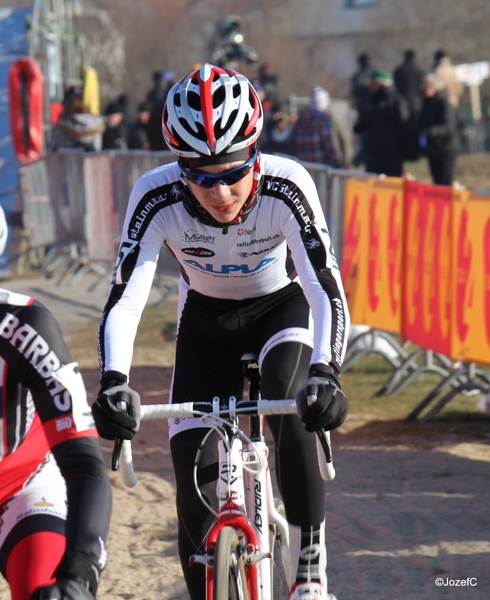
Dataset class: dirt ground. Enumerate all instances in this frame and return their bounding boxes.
[89,153,490,600]
[73,365,490,600]
[1,152,490,599]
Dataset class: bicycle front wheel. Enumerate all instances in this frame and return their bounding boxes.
[213,526,249,600]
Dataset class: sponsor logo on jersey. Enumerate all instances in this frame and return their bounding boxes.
[112,239,139,285]
[236,234,280,247]
[182,229,216,245]
[305,238,321,250]
[264,178,313,233]
[181,247,215,257]
[55,416,73,432]
[237,226,256,236]
[0,313,72,411]
[332,297,346,366]
[238,243,278,258]
[34,498,54,507]
[183,257,275,274]
[129,193,168,240]
[171,184,185,199]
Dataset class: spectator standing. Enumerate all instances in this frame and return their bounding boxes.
[257,61,281,112]
[393,49,426,161]
[351,52,373,121]
[126,101,151,150]
[394,49,426,115]
[146,70,175,151]
[102,96,127,150]
[145,69,174,110]
[268,112,296,156]
[293,86,341,167]
[433,49,464,110]
[418,73,459,186]
[49,87,106,152]
[354,68,410,177]
[351,52,374,166]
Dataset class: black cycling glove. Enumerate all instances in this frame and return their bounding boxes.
[92,370,141,440]
[295,364,349,432]
[29,580,94,600]
[30,551,99,600]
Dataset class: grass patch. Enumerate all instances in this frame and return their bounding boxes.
[341,353,490,441]
[67,295,490,443]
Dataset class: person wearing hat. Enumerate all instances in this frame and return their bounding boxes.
[353,67,410,176]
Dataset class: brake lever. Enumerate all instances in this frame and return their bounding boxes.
[112,438,124,471]
[111,399,128,471]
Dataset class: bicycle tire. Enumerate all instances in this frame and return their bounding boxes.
[213,526,249,600]
[271,499,289,600]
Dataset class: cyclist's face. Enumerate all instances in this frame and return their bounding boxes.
[187,161,254,223]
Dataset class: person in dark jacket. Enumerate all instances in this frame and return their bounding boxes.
[354,68,410,176]
[351,52,374,166]
[102,96,128,150]
[126,101,151,150]
[393,49,426,160]
[393,49,425,116]
[418,73,459,186]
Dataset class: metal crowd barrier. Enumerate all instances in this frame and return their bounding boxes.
[21,151,480,417]
[18,150,360,283]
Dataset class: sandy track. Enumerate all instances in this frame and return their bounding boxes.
[84,367,490,600]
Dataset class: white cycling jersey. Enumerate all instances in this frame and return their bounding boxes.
[99,153,350,377]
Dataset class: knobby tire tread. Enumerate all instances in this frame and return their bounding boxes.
[213,526,249,600]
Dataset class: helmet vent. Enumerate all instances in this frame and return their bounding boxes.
[187,91,201,111]
[236,114,250,139]
[233,84,241,98]
[213,86,225,108]
[179,117,206,140]
[215,110,236,139]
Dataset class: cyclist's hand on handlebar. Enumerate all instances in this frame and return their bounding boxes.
[29,579,94,600]
[295,364,349,432]
[92,371,141,440]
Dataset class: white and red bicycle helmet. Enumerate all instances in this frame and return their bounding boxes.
[162,63,263,165]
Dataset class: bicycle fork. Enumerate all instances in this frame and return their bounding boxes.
[245,439,291,598]
[200,434,262,599]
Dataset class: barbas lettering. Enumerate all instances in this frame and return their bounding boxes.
[0,313,70,411]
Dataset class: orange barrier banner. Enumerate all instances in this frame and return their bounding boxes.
[365,177,403,333]
[402,180,452,355]
[341,177,404,332]
[341,178,371,324]
[451,190,490,365]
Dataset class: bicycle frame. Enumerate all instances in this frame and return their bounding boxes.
[115,359,335,599]
[189,395,290,599]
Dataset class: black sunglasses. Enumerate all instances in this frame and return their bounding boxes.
[180,149,258,189]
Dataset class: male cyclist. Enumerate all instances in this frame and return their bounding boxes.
[94,63,350,600]
[0,207,111,600]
